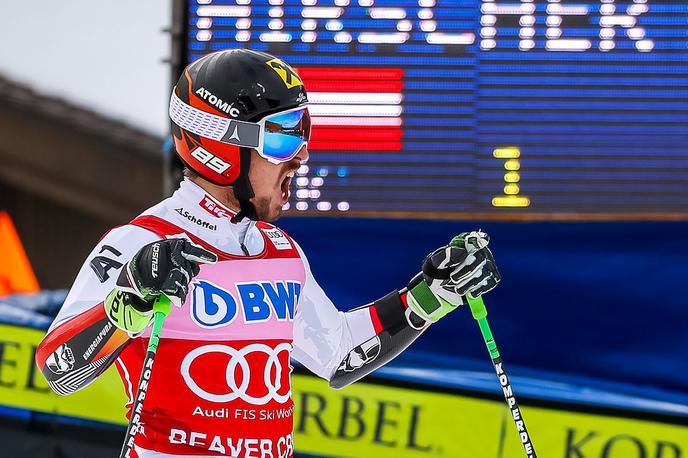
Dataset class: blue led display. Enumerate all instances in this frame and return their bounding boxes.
[184,0,688,218]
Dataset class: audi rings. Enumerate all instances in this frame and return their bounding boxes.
[180,343,292,405]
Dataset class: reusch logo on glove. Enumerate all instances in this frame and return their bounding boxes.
[151,244,160,279]
[190,280,301,328]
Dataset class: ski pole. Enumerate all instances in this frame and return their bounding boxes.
[119,294,172,458]
[466,296,536,458]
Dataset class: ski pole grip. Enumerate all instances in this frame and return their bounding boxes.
[153,294,172,317]
[466,295,488,320]
[149,295,171,353]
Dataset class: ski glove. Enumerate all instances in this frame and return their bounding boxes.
[406,231,500,323]
[105,238,217,334]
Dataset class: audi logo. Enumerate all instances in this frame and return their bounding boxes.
[180,343,292,405]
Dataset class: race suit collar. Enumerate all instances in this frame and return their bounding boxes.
[179,179,241,220]
[173,179,260,253]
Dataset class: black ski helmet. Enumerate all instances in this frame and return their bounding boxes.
[169,49,308,220]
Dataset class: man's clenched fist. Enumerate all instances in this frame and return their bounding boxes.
[429,230,501,300]
[119,238,218,308]
[406,231,500,323]
[105,239,218,334]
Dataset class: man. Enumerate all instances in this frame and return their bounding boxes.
[36,49,500,457]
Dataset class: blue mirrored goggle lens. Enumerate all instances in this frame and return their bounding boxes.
[268,109,308,130]
[262,108,311,161]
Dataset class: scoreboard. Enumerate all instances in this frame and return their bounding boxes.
[182,0,688,219]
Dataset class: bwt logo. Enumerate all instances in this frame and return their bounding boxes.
[191,280,301,328]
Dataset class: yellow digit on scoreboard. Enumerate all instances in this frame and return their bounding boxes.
[492,147,530,208]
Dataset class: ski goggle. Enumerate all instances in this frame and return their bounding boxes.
[169,93,310,164]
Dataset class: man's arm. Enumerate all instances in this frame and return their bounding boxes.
[35,225,160,395]
[36,228,217,396]
[292,232,500,389]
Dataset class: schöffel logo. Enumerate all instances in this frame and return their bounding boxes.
[191,280,301,328]
[175,208,217,231]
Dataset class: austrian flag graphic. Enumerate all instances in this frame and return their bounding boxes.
[296,68,404,151]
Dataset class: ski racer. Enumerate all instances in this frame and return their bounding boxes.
[35,49,500,457]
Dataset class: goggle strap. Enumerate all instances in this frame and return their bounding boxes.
[169,93,260,148]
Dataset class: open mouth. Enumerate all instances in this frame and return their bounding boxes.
[280,170,295,205]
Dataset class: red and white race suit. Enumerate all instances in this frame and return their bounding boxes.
[39,179,379,457]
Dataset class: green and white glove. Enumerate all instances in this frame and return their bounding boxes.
[104,238,217,334]
[406,231,501,323]
[104,288,156,335]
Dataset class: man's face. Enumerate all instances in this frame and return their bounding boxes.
[249,146,309,222]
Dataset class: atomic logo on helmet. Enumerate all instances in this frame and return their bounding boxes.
[194,87,240,117]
